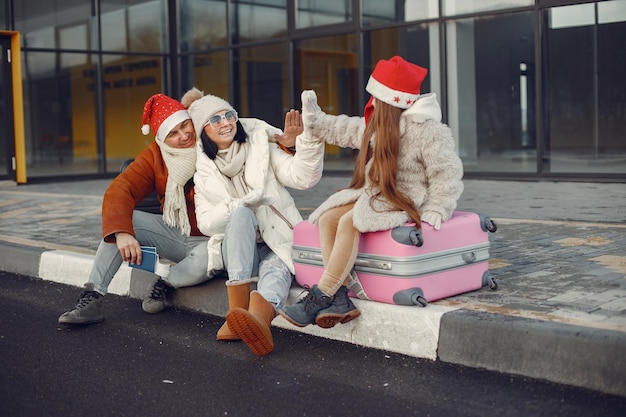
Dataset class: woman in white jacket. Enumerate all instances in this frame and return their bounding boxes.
[279,56,464,329]
[184,88,325,356]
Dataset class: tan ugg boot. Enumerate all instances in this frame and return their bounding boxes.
[217,280,251,341]
[226,290,276,356]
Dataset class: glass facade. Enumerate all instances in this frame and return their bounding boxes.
[1,0,624,182]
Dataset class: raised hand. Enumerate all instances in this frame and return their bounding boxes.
[273,109,302,149]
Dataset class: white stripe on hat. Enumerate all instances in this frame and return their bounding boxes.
[156,110,190,141]
[366,76,419,109]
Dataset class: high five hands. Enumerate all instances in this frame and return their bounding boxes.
[273,109,303,149]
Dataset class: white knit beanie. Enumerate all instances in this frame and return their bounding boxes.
[182,88,234,139]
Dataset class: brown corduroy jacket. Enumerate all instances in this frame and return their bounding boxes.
[101,141,203,243]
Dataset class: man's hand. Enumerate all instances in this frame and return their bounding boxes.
[273,109,302,149]
[116,232,142,264]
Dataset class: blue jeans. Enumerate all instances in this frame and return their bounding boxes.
[221,207,293,309]
[88,210,209,295]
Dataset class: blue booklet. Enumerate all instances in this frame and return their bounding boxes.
[129,246,158,273]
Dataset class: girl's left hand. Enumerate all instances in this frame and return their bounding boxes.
[421,211,443,230]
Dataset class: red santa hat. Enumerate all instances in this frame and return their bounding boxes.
[364,56,428,123]
[141,93,190,141]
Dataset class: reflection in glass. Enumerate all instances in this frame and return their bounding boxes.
[101,0,164,53]
[14,0,93,49]
[22,52,98,177]
[443,0,532,16]
[101,56,165,170]
[231,0,287,43]
[181,50,230,104]
[446,12,536,173]
[362,0,438,26]
[296,0,352,28]
[235,44,289,129]
[179,0,228,52]
[298,35,358,169]
[365,25,437,95]
[544,2,626,173]
[0,2,6,30]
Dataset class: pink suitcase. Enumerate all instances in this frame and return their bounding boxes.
[292,211,497,307]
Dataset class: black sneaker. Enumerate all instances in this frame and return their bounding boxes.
[315,286,360,328]
[142,278,172,314]
[58,283,104,325]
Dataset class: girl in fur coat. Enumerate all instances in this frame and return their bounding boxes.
[279,56,464,329]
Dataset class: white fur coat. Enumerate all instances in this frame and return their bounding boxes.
[307,93,464,232]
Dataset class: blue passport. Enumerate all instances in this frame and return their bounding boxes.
[129,246,158,273]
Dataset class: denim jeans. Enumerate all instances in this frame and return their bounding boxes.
[88,210,209,295]
[222,207,293,309]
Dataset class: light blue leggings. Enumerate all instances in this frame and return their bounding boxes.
[221,207,293,309]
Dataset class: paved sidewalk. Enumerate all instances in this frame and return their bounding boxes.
[0,177,625,397]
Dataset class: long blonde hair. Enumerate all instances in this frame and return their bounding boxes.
[348,100,421,226]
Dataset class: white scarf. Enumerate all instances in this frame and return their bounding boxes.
[214,141,250,198]
[156,140,197,236]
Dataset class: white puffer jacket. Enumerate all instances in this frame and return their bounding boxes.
[307,93,464,232]
[194,117,325,275]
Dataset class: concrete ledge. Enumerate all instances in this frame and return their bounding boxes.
[38,250,132,296]
[3,240,625,396]
[0,241,46,278]
[438,309,626,397]
[129,271,455,360]
[273,292,455,360]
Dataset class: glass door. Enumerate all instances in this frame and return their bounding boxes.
[0,35,15,180]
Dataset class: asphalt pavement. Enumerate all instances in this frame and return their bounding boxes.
[3,271,625,417]
[0,176,625,397]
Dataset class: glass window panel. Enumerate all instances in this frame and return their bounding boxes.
[22,51,98,177]
[599,0,626,24]
[443,0,532,16]
[101,55,166,168]
[234,44,289,129]
[298,34,358,169]
[549,3,594,29]
[446,12,536,173]
[15,0,93,50]
[598,3,626,172]
[179,0,228,52]
[181,50,230,103]
[296,0,352,29]
[365,24,438,97]
[362,0,438,26]
[544,5,626,174]
[59,24,89,51]
[101,0,165,53]
[1,2,8,30]
[231,0,287,43]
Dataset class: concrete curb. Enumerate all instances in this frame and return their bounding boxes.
[2,241,625,397]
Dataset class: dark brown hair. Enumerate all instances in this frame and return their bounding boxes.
[347,101,421,226]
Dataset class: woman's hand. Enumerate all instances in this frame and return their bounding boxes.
[274,109,302,149]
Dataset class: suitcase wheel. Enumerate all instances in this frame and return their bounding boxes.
[487,276,498,290]
[409,229,424,247]
[413,295,428,307]
[393,288,428,307]
[484,217,498,233]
